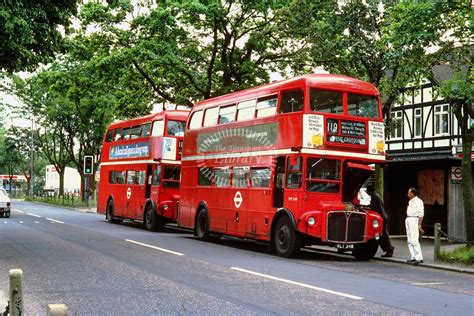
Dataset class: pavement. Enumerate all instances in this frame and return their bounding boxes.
[373,236,474,274]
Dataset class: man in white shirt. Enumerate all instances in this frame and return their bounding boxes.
[406,187,424,264]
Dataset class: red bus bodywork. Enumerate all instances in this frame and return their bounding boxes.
[97,110,189,230]
[179,74,385,258]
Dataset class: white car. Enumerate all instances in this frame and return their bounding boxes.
[0,188,11,218]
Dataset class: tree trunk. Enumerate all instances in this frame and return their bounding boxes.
[58,171,65,196]
[461,139,473,243]
[375,164,384,199]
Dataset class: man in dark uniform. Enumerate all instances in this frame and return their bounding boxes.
[367,185,394,257]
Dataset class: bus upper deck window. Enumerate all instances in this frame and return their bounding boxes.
[122,128,131,140]
[114,128,122,141]
[237,100,256,121]
[203,107,219,127]
[189,110,203,129]
[256,95,277,118]
[130,126,141,139]
[167,120,186,136]
[310,89,343,114]
[279,89,304,114]
[106,130,114,142]
[152,120,164,137]
[347,94,379,118]
[218,105,237,124]
[141,123,151,137]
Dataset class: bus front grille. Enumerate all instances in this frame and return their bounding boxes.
[327,212,366,242]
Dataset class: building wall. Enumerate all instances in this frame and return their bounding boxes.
[448,173,467,240]
[385,81,467,237]
[44,165,81,193]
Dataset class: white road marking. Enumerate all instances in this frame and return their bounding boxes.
[46,218,64,224]
[13,209,24,213]
[19,221,24,224]
[27,213,41,218]
[231,267,364,300]
[34,221,40,224]
[3,221,7,224]
[125,239,184,256]
[411,282,445,285]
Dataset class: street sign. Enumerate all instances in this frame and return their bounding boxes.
[451,167,462,184]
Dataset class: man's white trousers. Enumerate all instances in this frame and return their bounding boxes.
[405,217,423,261]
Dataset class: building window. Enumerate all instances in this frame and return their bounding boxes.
[390,111,403,139]
[434,104,449,135]
[414,108,422,138]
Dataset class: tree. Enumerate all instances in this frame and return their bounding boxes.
[283,0,469,195]
[437,59,473,243]
[3,129,24,194]
[0,0,77,72]
[73,0,306,108]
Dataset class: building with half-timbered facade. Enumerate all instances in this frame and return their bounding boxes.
[384,80,471,240]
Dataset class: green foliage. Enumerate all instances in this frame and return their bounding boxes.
[0,0,77,72]
[439,245,474,266]
[71,0,305,108]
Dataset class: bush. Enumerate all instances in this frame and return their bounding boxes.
[25,195,97,208]
[439,245,474,265]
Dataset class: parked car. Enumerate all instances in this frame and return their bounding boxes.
[0,188,11,218]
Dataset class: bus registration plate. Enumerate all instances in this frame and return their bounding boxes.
[336,244,354,249]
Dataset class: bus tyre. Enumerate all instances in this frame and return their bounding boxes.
[144,205,158,231]
[352,238,379,261]
[196,209,210,241]
[5,211,10,218]
[273,217,301,258]
[106,200,116,223]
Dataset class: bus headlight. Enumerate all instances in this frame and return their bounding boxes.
[372,219,380,229]
[375,233,380,240]
[307,216,316,226]
[163,204,169,210]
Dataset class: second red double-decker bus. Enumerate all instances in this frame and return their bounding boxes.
[97,110,188,231]
[179,74,385,258]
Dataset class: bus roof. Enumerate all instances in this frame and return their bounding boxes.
[193,74,379,111]
[107,110,189,130]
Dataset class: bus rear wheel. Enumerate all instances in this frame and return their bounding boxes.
[273,217,301,258]
[352,238,379,260]
[106,200,116,223]
[144,205,158,231]
[196,209,210,241]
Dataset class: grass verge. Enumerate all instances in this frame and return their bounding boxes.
[439,245,474,265]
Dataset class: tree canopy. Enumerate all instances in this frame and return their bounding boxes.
[0,0,77,72]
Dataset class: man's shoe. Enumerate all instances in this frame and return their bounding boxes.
[381,252,393,258]
[413,260,423,265]
[406,259,416,263]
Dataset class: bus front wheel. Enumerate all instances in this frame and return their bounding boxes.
[273,217,301,258]
[144,205,158,231]
[196,209,210,241]
[352,238,378,260]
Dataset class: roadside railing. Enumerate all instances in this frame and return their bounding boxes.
[3,269,67,316]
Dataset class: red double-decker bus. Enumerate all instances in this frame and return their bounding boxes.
[98,110,189,230]
[179,74,386,258]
